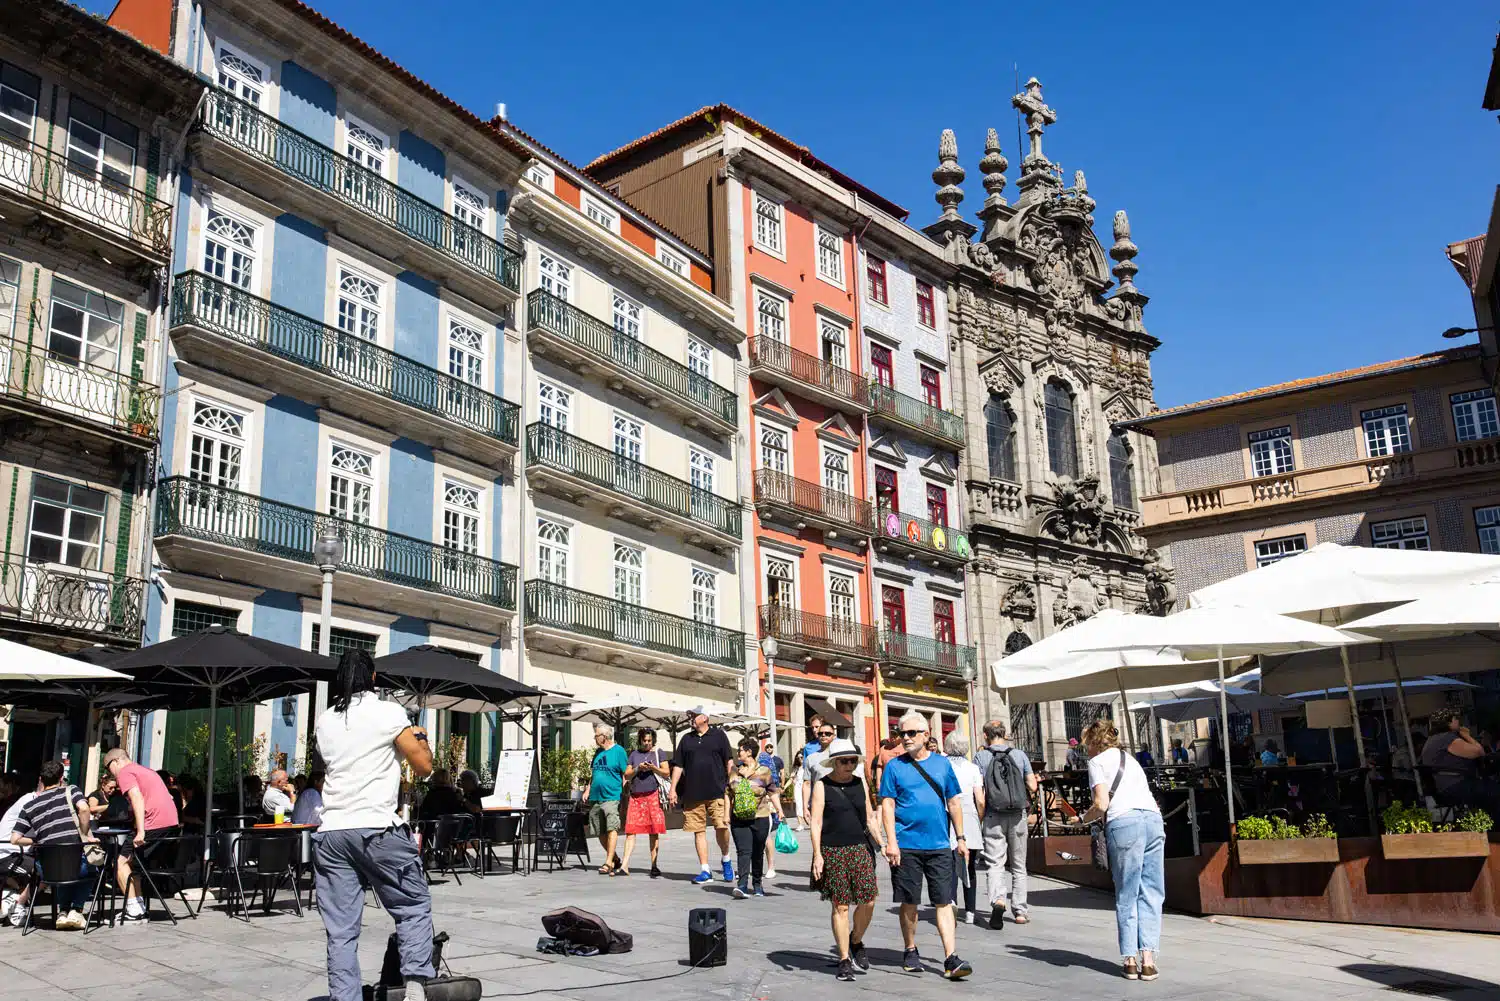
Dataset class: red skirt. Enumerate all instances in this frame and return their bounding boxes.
[624,791,666,834]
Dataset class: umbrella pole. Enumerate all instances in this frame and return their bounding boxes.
[205,685,217,860]
[1323,689,1338,766]
[1390,647,1423,799]
[1115,666,1137,754]
[1148,702,1160,761]
[1338,646,1366,764]
[1217,647,1235,829]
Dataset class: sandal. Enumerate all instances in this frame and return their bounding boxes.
[617,866,630,877]
[598,864,616,876]
[1013,914,1030,925]
[1123,959,1140,980]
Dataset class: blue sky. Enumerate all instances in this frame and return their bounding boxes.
[96,0,1498,408]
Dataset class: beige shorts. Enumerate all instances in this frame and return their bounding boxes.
[680,796,729,832]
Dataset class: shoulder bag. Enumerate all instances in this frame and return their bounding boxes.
[1091,749,1128,873]
[68,785,108,867]
[905,754,958,840]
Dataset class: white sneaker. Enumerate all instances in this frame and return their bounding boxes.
[964,910,976,925]
[404,978,427,1001]
[764,868,778,880]
[57,911,85,931]
[0,891,15,922]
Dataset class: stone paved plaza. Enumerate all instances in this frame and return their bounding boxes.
[2,828,1498,1001]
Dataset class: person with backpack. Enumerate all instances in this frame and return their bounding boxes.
[729,737,778,899]
[977,719,1038,929]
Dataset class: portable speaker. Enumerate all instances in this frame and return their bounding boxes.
[687,907,727,967]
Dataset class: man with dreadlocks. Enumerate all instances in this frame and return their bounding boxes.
[313,648,436,1001]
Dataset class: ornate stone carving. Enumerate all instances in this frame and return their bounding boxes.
[982,363,1016,395]
[1011,77,1059,193]
[1043,474,1104,547]
[969,241,997,273]
[933,129,965,225]
[1002,581,1036,621]
[1051,570,1106,629]
[1139,549,1177,616]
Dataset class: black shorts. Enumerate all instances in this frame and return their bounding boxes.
[891,848,954,906]
[119,825,180,861]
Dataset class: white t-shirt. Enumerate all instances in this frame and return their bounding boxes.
[315,692,413,832]
[947,756,983,849]
[0,792,36,855]
[1086,747,1159,822]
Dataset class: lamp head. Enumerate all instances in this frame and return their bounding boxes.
[313,531,345,570]
[760,637,778,661]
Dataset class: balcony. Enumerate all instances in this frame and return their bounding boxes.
[525,290,736,437]
[0,328,160,450]
[747,337,870,414]
[0,557,144,647]
[0,135,171,268]
[759,604,879,667]
[171,272,519,465]
[155,477,517,631]
[881,629,977,687]
[753,468,874,541]
[872,510,973,568]
[190,89,521,310]
[869,383,966,450]
[525,423,739,552]
[524,579,744,684]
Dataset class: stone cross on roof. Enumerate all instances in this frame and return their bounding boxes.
[1011,77,1057,174]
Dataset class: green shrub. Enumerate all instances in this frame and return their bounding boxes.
[1270,817,1303,840]
[1301,814,1336,839]
[1456,808,1495,834]
[1236,816,1275,841]
[1382,801,1434,835]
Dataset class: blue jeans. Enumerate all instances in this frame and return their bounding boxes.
[38,856,94,912]
[1105,809,1164,958]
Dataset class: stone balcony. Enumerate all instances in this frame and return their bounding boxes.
[872,509,973,568]
[759,604,880,668]
[0,326,160,451]
[880,629,977,689]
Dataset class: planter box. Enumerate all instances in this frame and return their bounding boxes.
[1040,834,1093,866]
[1236,837,1340,865]
[1381,831,1490,860]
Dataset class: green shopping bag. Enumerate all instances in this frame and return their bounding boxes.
[774,822,800,854]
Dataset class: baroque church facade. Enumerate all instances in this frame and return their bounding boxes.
[926,80,1173,764]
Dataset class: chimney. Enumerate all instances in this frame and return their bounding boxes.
[495,102,508,121]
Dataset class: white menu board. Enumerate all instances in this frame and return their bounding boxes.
[482,748,535,809]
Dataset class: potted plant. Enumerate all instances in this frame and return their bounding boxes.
[571,748,595,801]
[1380,801,1493,859]
[1234,813,1340,865]
[540,748,576,804]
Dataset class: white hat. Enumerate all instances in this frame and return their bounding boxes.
[823,738,863,764]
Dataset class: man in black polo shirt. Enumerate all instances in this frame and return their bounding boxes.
[669,709,735,885]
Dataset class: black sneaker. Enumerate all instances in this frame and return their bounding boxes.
[990,905,1006,930]
[902,947,923,973]
[850,941,870,971]
[943,954,973,981]
[649,865,662,879]
[836,958,856,982]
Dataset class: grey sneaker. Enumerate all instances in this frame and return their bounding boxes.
[404,977,428,1001]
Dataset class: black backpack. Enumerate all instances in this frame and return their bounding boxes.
[984,747,1029,814]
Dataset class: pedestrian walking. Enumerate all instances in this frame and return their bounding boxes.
[312,649,437,1001]
[878,712,972,981]
[757,735,784,880]
[942,733,984,924]
[586,724,628,875]
[1076,718,1164,982]
[620,728,668,878]
[791,749,807,830]
[799,722,836,836]
[669,709,735,885]
[809,739,883,982]
[729,737,778,899]
[975,719,1037,929]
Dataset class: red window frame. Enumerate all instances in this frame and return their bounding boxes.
[866,255,888,305]
[870,344,894,388]
[926,484,949,527]
[875,466,899,516]
[920,365,942,409]
[881,585,907,634]
[916,280,936,327]
[933,598,956,646]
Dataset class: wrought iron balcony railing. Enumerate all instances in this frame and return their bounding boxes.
[0,557,144,643]
[869,382,966,448]
[196,89,521,292]
[525,579,743,670]
[0,135,171,258]
[753,467,875,535]
[526,423,740,537]
[173,272,519,445]
[747,337,869,409]
[759,604,880,661]
[156,477,517,609]
[526,290,737,428]
[0,324,161,442]
[874,508,973,562]
[881,629,978,679]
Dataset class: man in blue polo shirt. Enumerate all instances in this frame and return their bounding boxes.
[879,711,972,981]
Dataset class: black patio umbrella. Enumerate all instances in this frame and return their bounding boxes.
[372,645,543,715]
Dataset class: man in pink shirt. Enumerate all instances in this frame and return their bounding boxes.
[103,749,180,920]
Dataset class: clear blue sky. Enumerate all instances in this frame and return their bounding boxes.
[96,0,1498,408]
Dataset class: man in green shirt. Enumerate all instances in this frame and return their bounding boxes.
[587,724,629,874]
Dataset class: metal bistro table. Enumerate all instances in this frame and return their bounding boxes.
[84,826,134,930]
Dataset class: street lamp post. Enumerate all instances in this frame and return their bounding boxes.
[311,532,344,751]
[961,661,978,755]
[760,636,778,759]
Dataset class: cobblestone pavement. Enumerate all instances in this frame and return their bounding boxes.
[2,827,1498,1000]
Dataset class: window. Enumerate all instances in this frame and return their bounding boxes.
[1478,506,1500,555]
[820,318,847,369]
[766,557,794,606]
[1371,516,1429,550]
[926,484,948,527]
[310,624,379,659]
[584,197,616,231]
[1249,426,1295,477]
[0,63,40,145]
[328,445,375,524]
[823,448,850,495]
[0,257,19,340]
[692,567,717,624]
[752,190,783,254]
[47,279,122,370]
[452,181,486,234]
[188,401,245,488]
[933,599,956,646]
[27,476,106,568]
[866,255,888,305]
[686,338,712,380]
[537,252,572,301]
[919,366,942,409]
[658,246,688,276]
[815,226,843,284]
[613,542,643,606]
[536,518,570,583]
[203,210,257,290]
[612,292,641,340]
[828,573,856,622]
[442,480,481,554]
[756,289,787,343]
[447,319,484,388]
[870,345,894,388]
[67,97,138,190]
[916,280,936,328]
[215,47,264,106]
[1362,404,1411,457]
[1254,535,1307,567]
[985,394,1017,482]
[759,426,788,472]
[337,269,382,342]
[882,586,906,634]
[1451,389,1499,443]
[172,599,239,635]
[524,162,551,189]
[1044,381,1078,478]
[538,380,571,431]
[1108,432,1135,510]
[613,412,643,463]
[344,119,386,175]
[689,448,715,494]
[875,467,898,516]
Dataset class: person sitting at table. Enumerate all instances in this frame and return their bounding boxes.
[1230,734,1254,769]
[157,769,183,814]
[9,760,95,930]
[86,775,118,818]
[457,770,484,813]
[291,771,325,827]
[176,775,205,831]
[1260,740,1281,768]
[103,749,180,922]
[1421,709,1498,814]
[1135,746,1156,767]
[417,770,467,821]
[1169,739,1189,765]
[1065,738,1089,772]
[241,773,264,814]
[263,769,297,819]
[0,779,37,927]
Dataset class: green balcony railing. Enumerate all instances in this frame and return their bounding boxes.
[869,382,966,448]
[0,556,144,644]
[0,323,161,443]
[526,423,739,537]
[881,628,977,679]
[0,135,171,257]
[173,272,519,445]
[874,509,972,562]
[527,290,737,428]
[156,477,517,609]
[196,88,520,292]
[525,579,743,670]
[759,604,880,661]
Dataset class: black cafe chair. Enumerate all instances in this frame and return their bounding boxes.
[425,815,473,885]
[22,843,101,936]
[480,814,525,876]
[201,830,255,922]
[135,835,203,923]
[244,834,302,917]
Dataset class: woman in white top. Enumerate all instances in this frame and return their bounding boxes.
[1077,718,1164,983]
[943,732,984,924]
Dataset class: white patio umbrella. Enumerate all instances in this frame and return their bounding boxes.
[1340,572,1500,639]
[0,636,130,682]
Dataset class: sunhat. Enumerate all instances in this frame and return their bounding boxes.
[823,738,863,764]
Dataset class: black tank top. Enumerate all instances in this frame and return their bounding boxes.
[820,776,868,847]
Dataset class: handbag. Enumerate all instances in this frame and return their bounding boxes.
[69,785,108,867]
[1091,749,1129,873]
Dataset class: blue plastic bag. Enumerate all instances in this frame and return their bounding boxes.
[774,822,799,854]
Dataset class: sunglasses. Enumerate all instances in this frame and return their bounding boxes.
[899,729,927,738]
[833,756,859,766]
[817,731,837,738]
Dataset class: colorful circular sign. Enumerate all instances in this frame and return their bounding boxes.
[932,526,947,551]
[955,533,971,557]
[904,520,921,543]
[884,513,901,537]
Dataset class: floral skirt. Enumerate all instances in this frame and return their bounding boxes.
[624,792,666,834]
[819,842,878,905]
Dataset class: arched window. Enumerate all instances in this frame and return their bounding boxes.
[985,393,1017,482]
[1044,381,1078,478]
[1108,432,1135,510]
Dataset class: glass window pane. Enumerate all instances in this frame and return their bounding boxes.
[27,534,61,563]
[30,503,64,536]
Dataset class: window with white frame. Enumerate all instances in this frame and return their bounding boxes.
[692,567,717,624]
[447,318,485,387]
[215,47,264,106]
[823,448,851,495]
[584,197,616,231]
[612,292,642,339]
[336,269,382,342]
[203,210,257,290]
[47,279,121,371]
[759,426,788,472]
[689,448,714,494]
[442,480,481,554]
[815,225,843,284]
[327,444,375,524]
[452,181,486,233]
[613,542,643,605]
[613,412,643,463]
[1451,389,1499,443]
[0,257,19,340]
[828,573,856,622]
[0,63,40,146]
[1254,534,1307,567]
[1361,404,1411,457]
[524,162,551,190]
[765,556,794,606]
[188,401,246,488]
[1249,426,1295,477]
[536,518,570,582]
[538,380,571,430]
[819,318,848,369]
[1478,506,1500,555]
[686,338,712,380]
[67,97,137,190]
[343,119,386,175]
[756,289,787,343]
[657,246,688,277]
[27,475,106,569]
[537,252,572,301]
[752,190,783,254]
[1371,516,1429,550]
